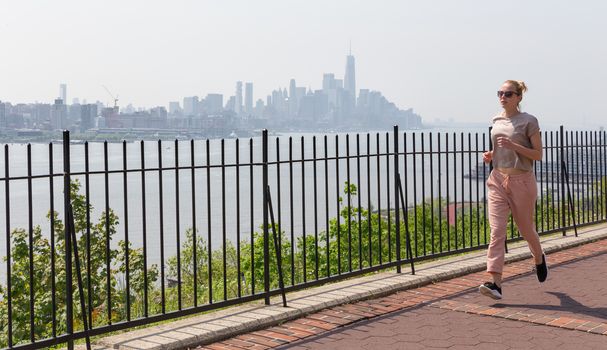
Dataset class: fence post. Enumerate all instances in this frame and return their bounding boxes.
[262,129,270,305]
[560,125,567,236]
[63,130,74,349]
[394,125,401,273]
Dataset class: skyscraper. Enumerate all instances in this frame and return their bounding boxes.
[344,52,356,101]
[80,104,97,132]
[245,82,253,115]
[183,96,199,116]
[323,73,336,91]
[60,84,67,104]
[235,81,243,115]
[169,101,182,115]
[205,94,223,114]
[289,79,297,117]
[51,98,68,130]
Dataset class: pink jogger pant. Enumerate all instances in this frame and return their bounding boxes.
[486,170,543,274]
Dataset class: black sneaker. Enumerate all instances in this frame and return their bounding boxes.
[536,254,548,282]
[479,282,502,300]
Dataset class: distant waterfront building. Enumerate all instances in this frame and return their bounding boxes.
[358,89,369,109]
[183,96,199,116]
[289,79,297,117]
[80,104,97,132]
[68,102,81,127]
[59,84,67,105]
[206,93,223,114]
[34,103,51,129]
[235,81,243,115]
[169,101,181,115]
[255,98,264,116]
[51,98,68,130]
[245,82,253,115]
[323,73,336,91]
[225,96,236,112]
[344,53,356,100]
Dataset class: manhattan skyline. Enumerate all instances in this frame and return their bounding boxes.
[1,0,606,128]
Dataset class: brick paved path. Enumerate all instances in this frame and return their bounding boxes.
[196,239,607,350]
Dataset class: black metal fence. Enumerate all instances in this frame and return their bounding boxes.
[0,126,605,349]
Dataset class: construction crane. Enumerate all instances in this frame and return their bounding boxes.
[102,85,119,108]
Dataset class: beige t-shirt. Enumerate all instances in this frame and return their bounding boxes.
[490,112,540,171]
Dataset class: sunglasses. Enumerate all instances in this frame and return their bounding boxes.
[497,90,520,98]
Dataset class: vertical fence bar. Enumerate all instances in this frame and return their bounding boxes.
[122,141,131,321]
[430,133,435,255]
[84,142,92,325]
[337,135,342,272]
[600,130,607,220]
[175,140,182,308]
[301,136,307,280]
[438,133,443,252]
[275,138,282,285]
[356,134,362,271]
[50,142,58,335]
[313,136,319,279]
[63,131,74,349]
[375,133,381,265]
[412,133,418,255]
[385,132,391,262]
[534,132,548,231]
[460,133,465,248]
[236,139,241,296]
[262,130,270,305]
[394,126,401,272]
[5,145,12,348]
[325,135,331,276]
[191,140,198,305]
[140,141,149,316]
[452,132,457,250]
[575,132,580,225]
[404,133,410,258]
[366,134,372,266]
[289,137,294,284]
[158,140,166,312]
[556,131,562,226]
[560,126,567,235]
[584,131,592,223]
[208,139,214,300]
[475,134,480,245]
[221,139,227,300]
[470,133,474,247]
[592,131,601,222]
[27,144,35,342]
[346,134,352,271]
[104,141,112,323]
[123,141,131,320]
[420,133,426,255]
[550,131,560,230]
[446,133,450,251]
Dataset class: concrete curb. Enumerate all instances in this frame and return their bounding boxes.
[82,223,607,349]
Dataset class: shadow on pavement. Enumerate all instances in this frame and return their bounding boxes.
[492,291,607,321]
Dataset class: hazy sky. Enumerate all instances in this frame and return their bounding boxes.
[1,0,606,128]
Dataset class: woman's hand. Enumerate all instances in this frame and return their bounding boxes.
[496,134,543,161]
[496,136,515,149]
[483,150,493,163]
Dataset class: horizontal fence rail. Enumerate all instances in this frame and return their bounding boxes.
[0,126,605,349]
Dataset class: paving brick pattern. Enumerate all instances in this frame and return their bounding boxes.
[195,239,607,349]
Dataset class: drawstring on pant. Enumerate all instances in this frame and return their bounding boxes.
[501,175,511,194]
